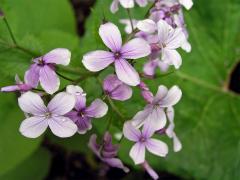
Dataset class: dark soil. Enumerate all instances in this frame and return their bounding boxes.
[229,62,240,94]
[44,0,186,179]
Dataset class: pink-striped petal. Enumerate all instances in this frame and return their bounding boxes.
[18,91,47,115]
[153,85,168,103]
[159,86,182,107]
[99,22,122,52]
[43,48,71,66]
[157,20,171,44]
[48,92,76,115]
[114,59,140,86]
[82,50,115,72]
[85,99,108,118]
[121,38,151,59]
[130,142,145,164]
[48,116,77,138]
[24,64,40,88]
[39,65,60,94]
[145,138,168,157]
[137,19,156,33]
[123,121,141,141]
[19,116,48,138]
[146,107,167,131]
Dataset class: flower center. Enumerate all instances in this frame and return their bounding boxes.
[78,111,85,117]
[114,52,121,59]
[139,136,146,143]
[38,58,44,65]
[45,112,52,118]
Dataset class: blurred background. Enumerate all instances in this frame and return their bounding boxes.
[0,0,240,179]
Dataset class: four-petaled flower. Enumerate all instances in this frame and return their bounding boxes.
[66,85,108,134]
[123,121,168,164]
[25,48,71,94]
[18,91,77,138]
[82,22,151,86]
[89,132,129,172]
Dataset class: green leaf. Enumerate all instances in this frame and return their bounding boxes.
[80,0,240,180]
[0,148,51,180]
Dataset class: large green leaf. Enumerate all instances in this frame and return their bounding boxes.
[78,0,240,180]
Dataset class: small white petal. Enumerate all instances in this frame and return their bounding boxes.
[119,0,134,8]
[137,19,157,33]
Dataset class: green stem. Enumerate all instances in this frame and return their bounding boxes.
[126,8,134,32]
[56,72,74,82]
[107,96,125,120]
[3,17,17,45]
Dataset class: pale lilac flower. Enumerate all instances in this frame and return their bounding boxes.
[138,82,153,103]
[82,22,151,86]
[120,19,138,34]
[142,161,159,180]
[165,107,182,152]
[143,58,169,76]
[131,85,182,131]
[1,74,33,92]
[103,74,132,101]
[88,132,129,172]
[25,48,71,94]
[137,19,185,69]
[110,0,148,13]
[18,91,77,138]
[123,121,168,164]
[66,85,108,134]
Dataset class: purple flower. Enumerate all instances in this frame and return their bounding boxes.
[123,121,168,164]
[25,48,71,94]
[18,91,77,138]
[138,82,153,103]
[66,85,108,134]
[165,107,182,152]
[119,19,138,34]
[110,0,148,13]
[143,58,169,76]
[88,132,129,172]
[103,74,132,101]
[1,74,33,93]
[82,22,151,86]
[142,161,159,180]
[131,85,182,131]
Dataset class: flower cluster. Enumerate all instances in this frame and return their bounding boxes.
[1,0,193,179]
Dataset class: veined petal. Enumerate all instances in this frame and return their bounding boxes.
[39,65,60,94]
[137,19,156,33]
[157,20,171,44]
[162,49,182,69]
[99,22,122,52]
[43,48,71,66]
[131,105,152,128]
[85,99,108,118]
[119,0,134,8]
[153,85,168,104]
[123,121,141,141]
[110,83,132,101]
[135,0,148,7]
[104,158,130,173]
[24,64,40,88]
[48,116,77,138]
[159,86,182,107]
[130,142,145,164]
[115,59,140,86]
[110,0,119,13]
[145,138,168,157]
[166,28,185,49]
[75,116,92,134]
[19,116,48,138]
[1,85,20,92]
[121,38,151,59]
[48,92,76,115]
[103,74,122,92]
[18,91,47,115]
[146,107,167,131]
[82,50,114,72]
[142,121,156,139]
[66,85,86,110]
[143,59,159,76]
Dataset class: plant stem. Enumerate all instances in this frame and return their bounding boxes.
[107,96,125,120]
[126,8,134,32]
[55,72,74,82]
[3,17,17,45]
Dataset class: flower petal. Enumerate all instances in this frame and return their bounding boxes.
[82,50,114,72]
[119,0,134,8]
[24,64,40,88]
[159,86,182,107]
[179,0,193,10]
[43,48,71,66]
[18,91,47,115]
[162,49,182,69]
[85,99,108,118]
[137,19,156,33]
[75,116,92,134]
[130,142,145,164]
[143,59,159,76]
[146,107,167,131]
[166,28,185,49]
[110,83,132,101]
[173,133,182,152]
[131,105,152,128]
[181,40,192,53]
[99,22,122,52]
[153,85,168,104]
[121,38,151,59]
[48,116,77,138]
[66,85,86,110]
[104,158,130,173]
[115,59,140,86]
[123,121,141,141]
[19,116,48,138]
[142,161,159,180]
[146,138,168,157]
[110,0,119,13]
[39,65,60,94]
[142,120,156,138]
[135,0,148,7]
[157,20,171,44]
[48,92,76,115]
[1,85,20,92]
